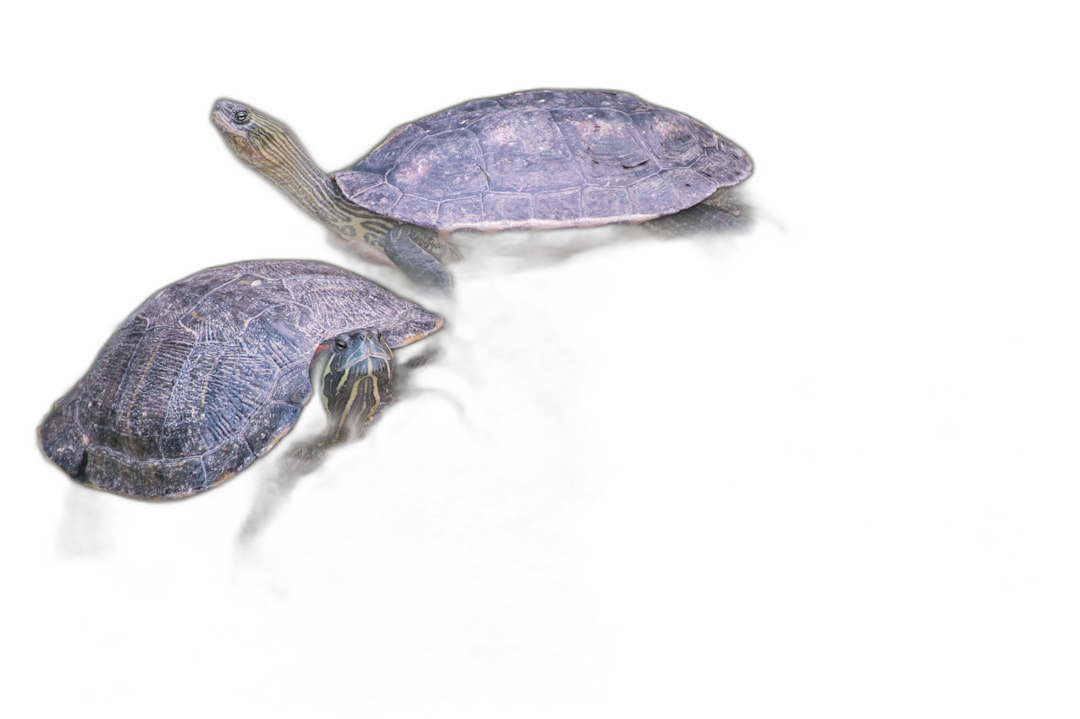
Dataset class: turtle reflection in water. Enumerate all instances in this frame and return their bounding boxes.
[38,261,441,501]
[213,89,753,290]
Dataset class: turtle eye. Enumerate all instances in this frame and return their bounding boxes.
[333,338,348,351]
[234,110,250,125]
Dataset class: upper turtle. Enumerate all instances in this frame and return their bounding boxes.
[212,90,752,289]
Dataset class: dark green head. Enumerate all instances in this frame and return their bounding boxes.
[319,330,395,445]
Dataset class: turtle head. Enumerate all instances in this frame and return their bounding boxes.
[319,330,395,444]
[212,98,345,225]
[212,99,301,175]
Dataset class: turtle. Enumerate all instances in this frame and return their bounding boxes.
[38,260,442,500]
[212,89,752,290]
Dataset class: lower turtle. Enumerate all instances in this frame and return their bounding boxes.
[212,89,752,290]
[38,260,442,500]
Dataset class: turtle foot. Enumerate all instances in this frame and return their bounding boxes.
[385,225,454,292]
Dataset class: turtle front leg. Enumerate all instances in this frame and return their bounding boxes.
[234,431,321,578]
[648,185,760,259]
[383,224,458,292]
[332,210,459,291]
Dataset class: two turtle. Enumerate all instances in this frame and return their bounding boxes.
[40,90,753,499]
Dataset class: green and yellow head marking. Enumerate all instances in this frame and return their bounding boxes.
[319,330,394,446]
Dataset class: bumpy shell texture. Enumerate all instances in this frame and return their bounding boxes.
[335,90,752,232]
[39,260,442,500]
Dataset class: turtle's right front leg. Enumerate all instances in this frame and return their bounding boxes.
[383,224,457,292]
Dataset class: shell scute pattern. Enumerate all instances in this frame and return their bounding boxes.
[211,91,752,289]
[39,260,441,500]
[337,90,750,231]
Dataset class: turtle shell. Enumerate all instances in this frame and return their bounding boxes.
[334,90,752,232]
[39,260,442,500]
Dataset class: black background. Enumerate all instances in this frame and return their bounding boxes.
[12,21,1049,712]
